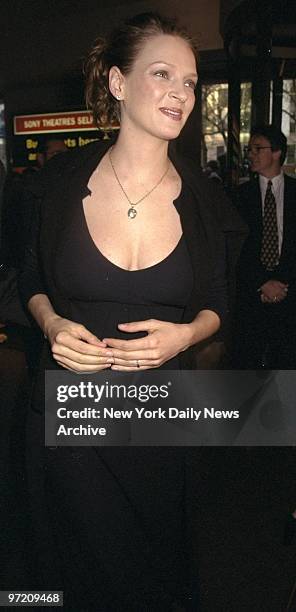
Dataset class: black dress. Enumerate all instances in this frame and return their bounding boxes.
[26,188,196,611]
[53,188,193,368]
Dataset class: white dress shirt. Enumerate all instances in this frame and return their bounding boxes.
[259,172,284,255]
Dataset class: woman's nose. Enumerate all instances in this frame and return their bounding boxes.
[169,90,187,103]
[168,82,187,103]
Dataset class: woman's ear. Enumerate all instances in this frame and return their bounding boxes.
[109,66,125,101]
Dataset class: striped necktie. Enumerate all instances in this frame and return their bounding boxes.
[260,180,279,270]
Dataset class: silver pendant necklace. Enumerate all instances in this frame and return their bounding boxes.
[108,148,170,219]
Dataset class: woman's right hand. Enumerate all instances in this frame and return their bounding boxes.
[45,315,114,372]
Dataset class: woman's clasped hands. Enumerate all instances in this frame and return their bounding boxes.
[103,319,191,370]
[46,315,191,372]
[45,315,113,372]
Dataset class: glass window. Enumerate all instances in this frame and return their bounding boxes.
[240,83,251,142]
[282,79,296,176]
[240,82,252,177]
[201,82,252,179]
[201,83,228,167]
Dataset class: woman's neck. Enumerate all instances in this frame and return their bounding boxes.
[111,128,169,181]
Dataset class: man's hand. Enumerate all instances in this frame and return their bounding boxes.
[259,280,288,304]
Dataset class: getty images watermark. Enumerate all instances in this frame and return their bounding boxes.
[45,370,296,446]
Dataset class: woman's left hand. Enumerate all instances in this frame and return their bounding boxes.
[103,319,192,370]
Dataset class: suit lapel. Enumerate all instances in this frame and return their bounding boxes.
[251,178,263,237]
[280,175,294,264]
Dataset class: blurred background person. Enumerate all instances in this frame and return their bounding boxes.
[233,125,296,369]
[204,159,222,184]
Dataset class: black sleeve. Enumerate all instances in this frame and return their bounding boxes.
[18,154,69,307]
[195,168,248,315]
[18,195,46,308]
[201,226,228,323]
[201,180,247,324]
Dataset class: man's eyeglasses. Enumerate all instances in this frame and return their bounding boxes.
[247,146,272,154]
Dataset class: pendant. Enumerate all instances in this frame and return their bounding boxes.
[128,207,137,219]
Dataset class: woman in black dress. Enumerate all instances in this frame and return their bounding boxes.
[19,12,238,611]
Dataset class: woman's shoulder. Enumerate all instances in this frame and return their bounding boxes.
[25,138,114,210]
[42,138,113,185]
[171,151,222,207]
[176,155,247,235]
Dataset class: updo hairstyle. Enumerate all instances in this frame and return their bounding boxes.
[84,12,197,128]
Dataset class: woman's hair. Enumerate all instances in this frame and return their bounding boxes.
[84,12,197,128]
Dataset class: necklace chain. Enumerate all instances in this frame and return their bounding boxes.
[108,147,170,218]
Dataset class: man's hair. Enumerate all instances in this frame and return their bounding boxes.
[250,124,287,165]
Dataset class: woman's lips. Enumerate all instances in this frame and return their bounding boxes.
[159,107,183,121]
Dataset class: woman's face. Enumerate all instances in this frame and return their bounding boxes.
[112,34,198,141]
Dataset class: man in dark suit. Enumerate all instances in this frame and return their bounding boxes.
[234,125,296,368]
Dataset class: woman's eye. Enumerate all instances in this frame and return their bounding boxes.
[185,80,197,90]
[155,70,168,79]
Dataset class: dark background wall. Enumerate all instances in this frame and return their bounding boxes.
[0,0,228,163]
